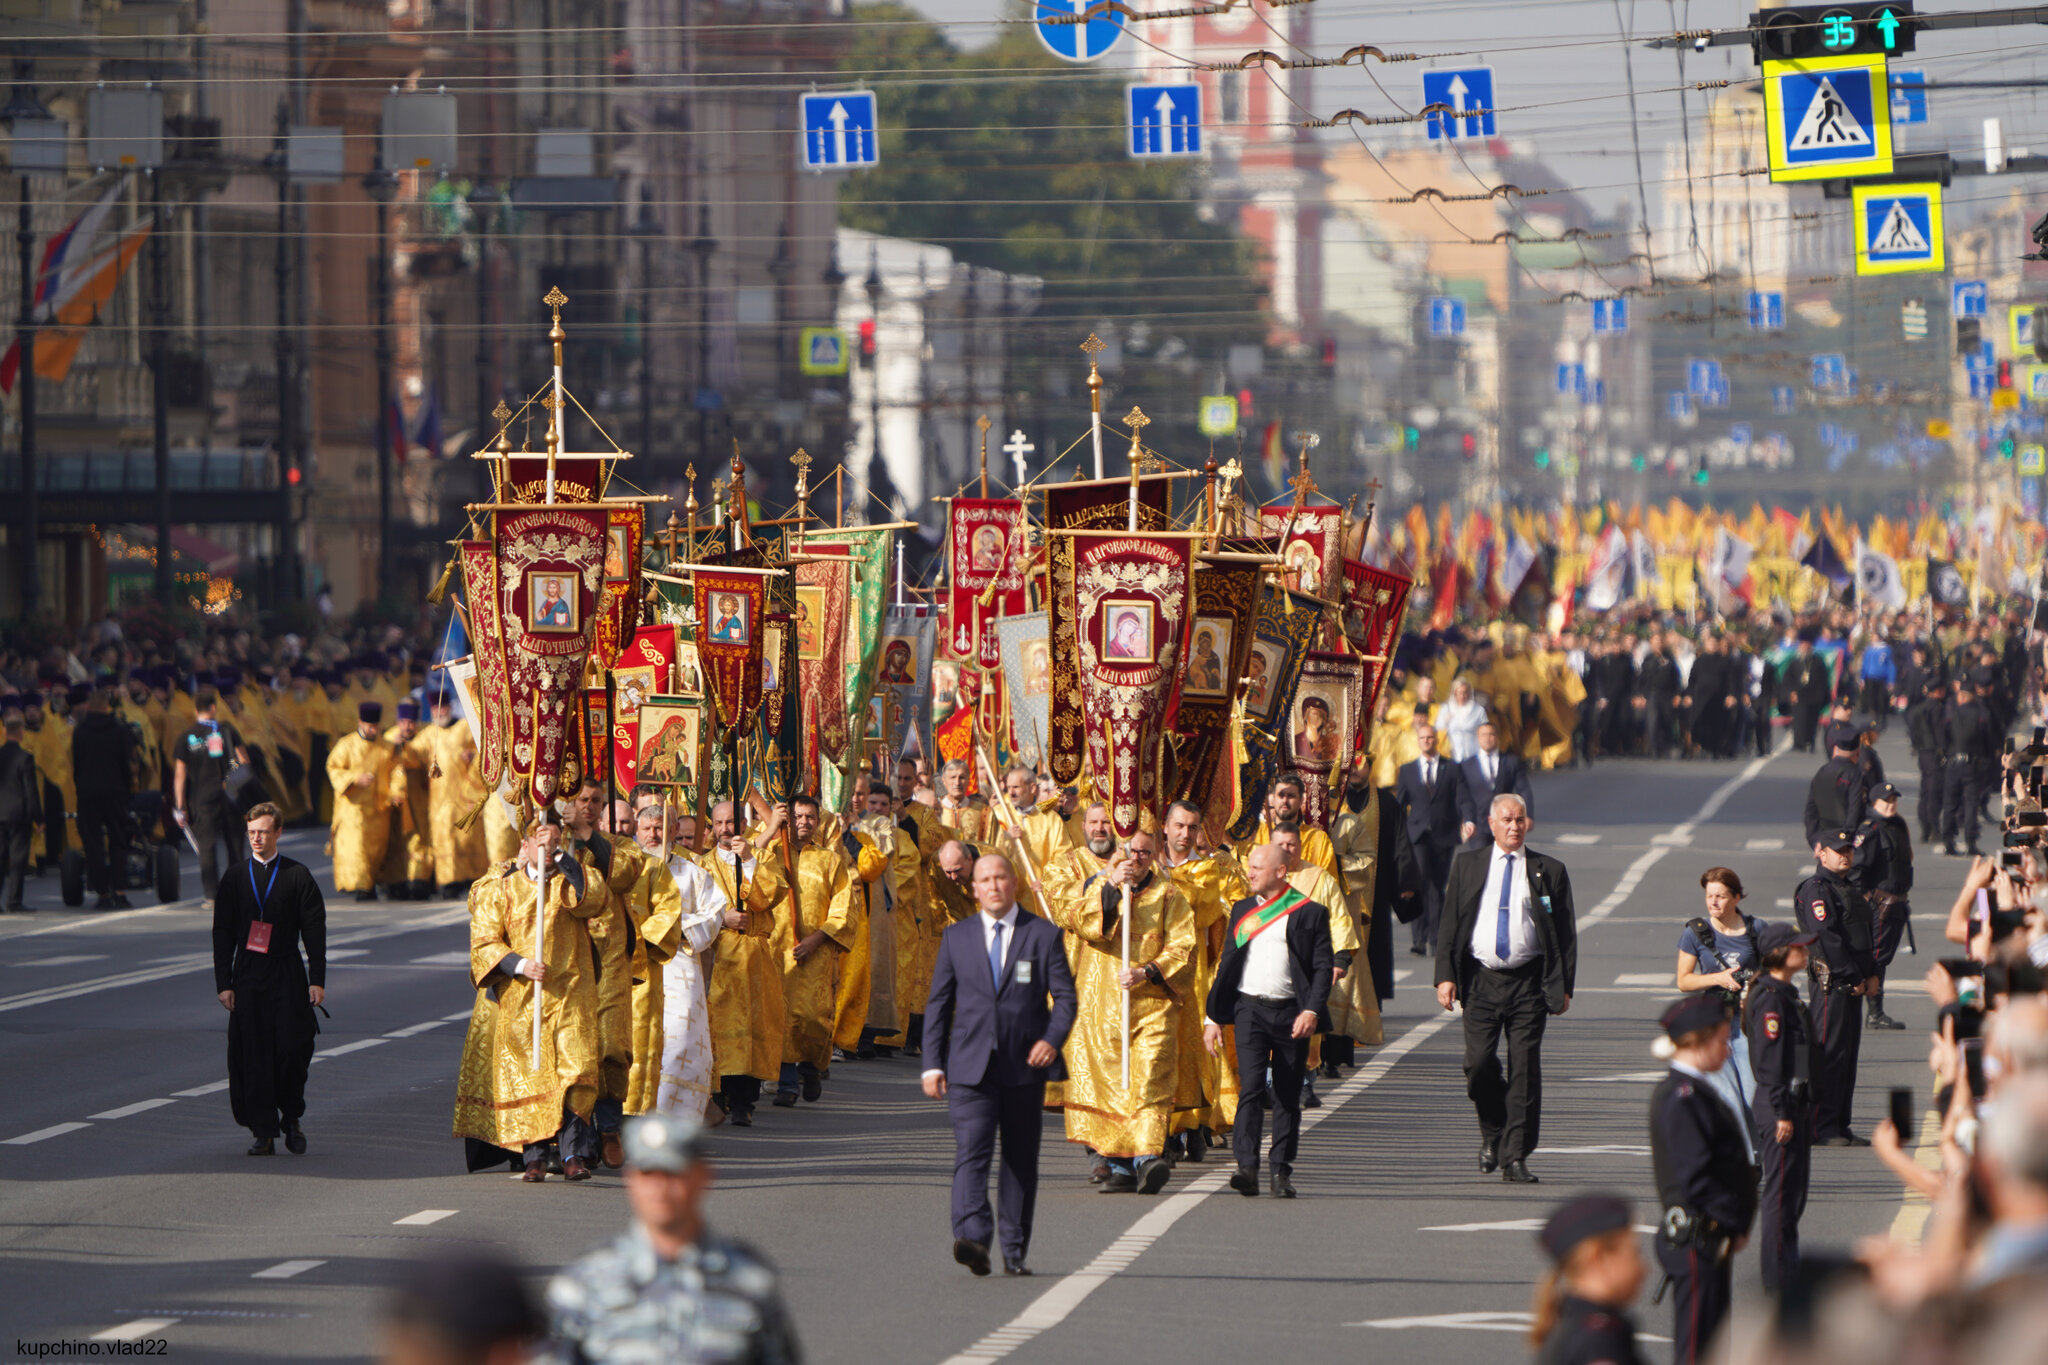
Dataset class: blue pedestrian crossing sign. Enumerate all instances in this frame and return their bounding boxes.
[1128,83,1201,158]
[1852,181,1942,275]
[1772,385,1797,414]
[1427,296,1466,337]
[1423,67,1495,140]
[800,91,879,170]
[798,327,848,376]
[1591,298,1627,334]
[1034,0,1125,63]
[1954,280,1988,318]
[1890,70,1928,124]
[1762,53,1893,182]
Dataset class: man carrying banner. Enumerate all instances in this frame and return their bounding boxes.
[1159,800,1246,1159]
[767,795,857,1108]
[700,801,785,1127]
[409,685,489,896]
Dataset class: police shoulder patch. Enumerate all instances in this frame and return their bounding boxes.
[1812,900,1828,921]
[1764,1012,1781,1039]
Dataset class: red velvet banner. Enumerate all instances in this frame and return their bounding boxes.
[494,505,608,803]
[1259,501,1345,598]
[592,504,644,670]
[610,624,678,796]
[1339,559,1414,741]
[458,540,509,790]
[692,568,767,735]
[945,497,1028,668]
[795,554,852,775]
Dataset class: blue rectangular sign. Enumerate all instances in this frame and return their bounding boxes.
[1423,68,1495,140]
[1128,83,1202,158]
[801,91,879,169]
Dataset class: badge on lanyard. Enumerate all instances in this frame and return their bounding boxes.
[245,858,280,954]
[1015,959,1033,985]
[245,920,273,953]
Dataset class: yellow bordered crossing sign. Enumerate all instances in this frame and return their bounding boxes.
[1762,52,1894,182]
[1851,181,1942,275]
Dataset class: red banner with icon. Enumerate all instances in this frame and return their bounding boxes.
[593,504,645,671]
[492,505,608,804]
[944,497,1029,668]
[1259,501,1344,599]
[609,624,678,796]
[692,568,767,735]
[458,539,510,790]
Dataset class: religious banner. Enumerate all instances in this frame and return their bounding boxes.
[944,497,1030,668]
[995,611,1051,773]
[490,446,609,506]
[457,540,509,789]
[1064,531,1196,837]
[608,624,679,796]
[753,618,803,807]
[932,662,984,793]
[578,688,611,793]
[795,554,853,778]
[632,695,705,800]
[1043,474,1174,532]
[1259,499,1345,598]
[807,526,895,808]
[1166,562,1258,809]
[1228,583,1323,840]
[691,567,768,736]
[1279,651,1362,828]
[1339,558,1414,738]
[878,603,937,769]
[493,505,607,803]
[592,504,645,670]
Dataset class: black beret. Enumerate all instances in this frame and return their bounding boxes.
[358,701,384,723]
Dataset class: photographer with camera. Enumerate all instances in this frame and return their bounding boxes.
[1673,866,1759,1110]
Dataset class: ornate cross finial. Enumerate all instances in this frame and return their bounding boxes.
[540,391,560,412]
[544,285,568,313]
[1080,333,1106,360]
[1123,406,1150,454]
[491,399,512,425]
[491,399,513,455]
[1081,334,1106,399]
[790,447,812,489]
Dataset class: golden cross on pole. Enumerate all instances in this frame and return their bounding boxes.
[1123,406,1149,532]
[1082,334,1107,479]
[976,414,992,498]
[657,510,685,569]
[790,448,812,550]
[1287,430,1320,509]
[684,464,699,534]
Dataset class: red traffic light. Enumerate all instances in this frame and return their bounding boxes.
[1237,388,1254,419]
[857,318,877,357]
[1320,338,1336,368]
[1460,432,1476,457]
[1999,358,2013,389]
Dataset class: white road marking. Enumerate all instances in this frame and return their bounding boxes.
[1570,1071,1668,1083]
[936,1013,1452,1365]
[386,1020,450,1037]
[1532,1144,1652,1156]
[9,954,109,967]
[443,1009,476,1022]
[89,1098,178,1120]
[1420,1218,1544,1232]
[413,950,474,967]
[393,1209,460,1226]
[1392,969,1413,983]
[4,1121,92,1144]
[92,1319,178,1341]
[252,1260,325,1279]
[326,948,371,959]
[1555,833,1601,845]
[1775,898,1795,908]
[1613,972,1671,986]
[1746,838,1786,851]
[171,1080,231,1097]
[1351,1310,1533,1331]
[311,1038,391,1061]
[1651,832,1694,846]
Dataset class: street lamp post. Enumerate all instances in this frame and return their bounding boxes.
[365,161,398,596]
[6,75,61,619]
[689,204,716,471]
[628,187,659,466]
[471,182,496,477]
[822,246,847,481]
[767,225,793,401]
[267,116,299,604]
[863,245,897,510]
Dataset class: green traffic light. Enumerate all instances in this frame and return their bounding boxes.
[2000,438,2016,459]
[1631,454,1647,472]
[1404,426,1420,451]
[1875,7,1901,47]
[1534,448,1551,469]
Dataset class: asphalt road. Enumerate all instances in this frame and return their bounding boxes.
[0,733,1959,1365]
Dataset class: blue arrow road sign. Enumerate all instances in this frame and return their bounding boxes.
[800,91,879,169]
[1966,341,1995,372]
[1772,385,1796,414]
[1688,358,1721,396]
[1954,280,1988,317]
[1127,83,1201,158]
[1667,391,1693,421]
[1034,0,1125,62]
[1748,291,1784,330]
[1591,298,1627,333]
[1427,296,1466,337]
[1971,372,1996,398]
[1811,353,1846,388]
[1586,378,1606,406]
[1556,363,1585,395]
[1820,422,1842,450]
[1423,67,1495,140]
[1890,70,1928,124]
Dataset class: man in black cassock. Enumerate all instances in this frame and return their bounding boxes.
[212,801,327,1156]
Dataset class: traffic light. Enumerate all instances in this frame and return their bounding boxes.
[1403,425,1420,451]
[1532,446,1549,469]
[1631,453,1647,472]
[1999,359,2013,390]
[1959,318,1982,355]
[2000,436,2017,460]
[1462,432,1478,459]
[1320,337,1336,369]
[857,317,876,358]
[1238,388,1254,419]
[1694,454,1711,486]
[1751,4,1916,60]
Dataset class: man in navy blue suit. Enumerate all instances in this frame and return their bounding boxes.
[923,854,1078,1277]
[1455,720,1535,848]
[1395,720,1463,957]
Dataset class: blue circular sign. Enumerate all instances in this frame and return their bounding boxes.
[1034,0,1126,63]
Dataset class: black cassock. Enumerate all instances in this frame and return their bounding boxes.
[212,855,327,1139]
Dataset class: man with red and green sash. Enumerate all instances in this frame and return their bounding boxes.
[1201,843,1333,1199]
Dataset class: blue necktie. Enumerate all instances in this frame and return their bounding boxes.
[1495,854,1515,961]
[989,922,1006,991]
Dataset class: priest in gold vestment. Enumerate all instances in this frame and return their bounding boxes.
[701,801,785,1126]
[451,812,611,1180]
[1159,800,1246,1153]
[409,690,489,893]
[1043,827,1196,1194]
[324,703,393,901]
[769,795,856,1106]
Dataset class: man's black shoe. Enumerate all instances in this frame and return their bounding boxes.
[1943,843,1958,857]
[953,1238,992,1277]
[1868,1006,1905,1030]
[772,1091,798,1108]
[1182,1130,1204,1163]
[730,1109,753,1127]
[1968,845,1985,857]
[1089,1159,1112,1184]
[1099,1171,1138,1192]
[93,893,115,910]
[1137,1157,1172,1194]
[801,1073,822,1102]
[1301,1081,1322,1109]
[354,889,379,902]
[110,893,132,908]
[1229,1166,1260,1196]
[1819,1133,1871,1147]
[247,1137,276,1156]
[1479,1140,1500,1174]
[1002,1258,1032,1276]
[1408,944,1428,956]
[282,1121,306,1155]
[1269,1169,1297,1198]
[1502,1159,1538,1183]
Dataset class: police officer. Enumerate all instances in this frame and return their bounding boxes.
[1794,829,1878,1145]
[1904,676,1946,843]
[1852,781,1912,1030]
[1529,1194,1648,1365]
[543,1114,801,1364]
[1939,677,1998,857]
[1648,995,1756,1365]
[1744,923,1817,1293]
[1802,724,1868,850]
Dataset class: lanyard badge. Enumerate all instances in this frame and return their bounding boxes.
[245,859,281,953]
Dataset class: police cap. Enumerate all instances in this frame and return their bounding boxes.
[623,1114,708,1174]
[1537,1194,1634,1263]
[1756,922,1818,956]
[1658,994,1729,1041]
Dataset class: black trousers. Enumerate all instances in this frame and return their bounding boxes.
[1915,751,1943,833]
[188,794,239,899]
[1810,982,1864,1140]
[1657,1235,1733,1365]
[1232,997,1308,1173]
[949,1077,1046,1262]
[1753,1103,1811,1294]
[1645,697,1676,756]
[77,790,131,896]
[1873,897,1910,973]
[1941,760,1986,847]
[38,779,66,860]
[1791,704,1824,753]
[523,1108,599,1165]
[1410,838,1452,952]
[226,986,314,1140]
[1461,960,1548,1161]
[721,1074,762,1115]
[1858,681,1891,727]
[0,819,29,909]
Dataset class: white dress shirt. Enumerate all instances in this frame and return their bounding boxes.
[1479,750,1498,785]
[1469,843,1540,970]
[923,904,1022,1080]
[1238,902,1296,1001]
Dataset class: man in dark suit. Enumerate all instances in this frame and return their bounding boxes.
[1434,792,1577,1184]
[1204,843,1333,1198]
[0,710,42,913]
[1394,720,1462,959]
[922,853,1078,1278]
[1455,720,1535,847]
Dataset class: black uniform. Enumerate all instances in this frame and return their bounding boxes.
[1852,813,1914,982]
[1649,1067,1758,1365]
[211,853,327,1144]
[1640,649,1681,757]
[1938,696,1998,852]
[1744,974,1813,1292]
[1685,651,1736,757]
[1802,757,1867,849]
[70,709,136,900]
[1904,686,1945,840]
[1779,654,1831,752]
[0,738,41,912]
[1792,868,1877,1141]
[176,717,244,899]
[1536,1295,1648,1365]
